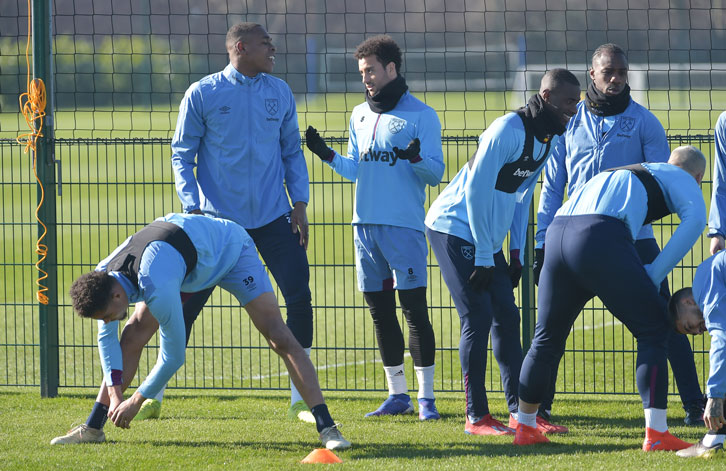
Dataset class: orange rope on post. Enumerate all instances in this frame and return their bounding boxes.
[17,0,50,305]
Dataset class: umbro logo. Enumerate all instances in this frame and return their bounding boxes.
[219,106,231,114]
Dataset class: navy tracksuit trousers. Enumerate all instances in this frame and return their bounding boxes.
[520,215,670,409]
[427,228,522,417]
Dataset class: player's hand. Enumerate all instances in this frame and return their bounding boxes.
[290,202,309,250]
[704,397,726,432]
[710,235,725,255]
[508,249,523,288]
[109,392,144,429]
[468,266,495,292]
[305,126,334,162]
[532,247,545,286]
[392,138,421,161]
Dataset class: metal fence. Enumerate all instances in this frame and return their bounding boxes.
[1,0,723,396]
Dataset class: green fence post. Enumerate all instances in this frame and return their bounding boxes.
[34,0,58,398]
[520,203,536,354]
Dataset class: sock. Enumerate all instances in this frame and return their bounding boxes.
[290,347,311,405]
[86,402,109,430]
[153,384,165,403]
[468,414,484,424]
[310,403,335,433]
[644,408,668,433]
[511,411,519,422]
[518,410,537,428]
[384,364,408,396]
[702,432,726,447]
[414,365,435,399]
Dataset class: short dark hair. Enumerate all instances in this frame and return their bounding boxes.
[354,35,402,74]
[667,287,693,330]
[69,271,114,318]
[591,43,627,65]
[226,22,263,51]
[542,68,580,90]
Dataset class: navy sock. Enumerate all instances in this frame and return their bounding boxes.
[310,403,335,433]
[86,401,109,430]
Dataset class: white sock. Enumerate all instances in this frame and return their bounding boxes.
[518,410,537,428]
[414,365,435,399]
[510,411,518,422]
[702,433,726,447]
[290,347,311,405]
[384,364,408,396]
[153,384,165,403]
[644,408,668,432]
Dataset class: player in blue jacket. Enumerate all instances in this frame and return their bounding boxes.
[534,43,704,426]
[50,214,350,450]
[515,146,706,451]
[306,35,445,420]
[424,69,581,435]
[130,23,317,423]
[708,111,726,255]
[669,252,726,459]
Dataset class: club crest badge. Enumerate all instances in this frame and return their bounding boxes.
[265,98,279,116]
[619,116,634,132]
[461,246,474,260]
[388,117,406,134]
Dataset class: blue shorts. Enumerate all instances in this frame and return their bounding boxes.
[354,224,428,292]
[218,241,274,306]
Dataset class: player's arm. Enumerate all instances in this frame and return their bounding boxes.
[645,174,707,286]
[705,328,726,431]
[97,319,124,409]
[535,137,568,249]
[709,113,726,254]
[405,109,445,186]
[641,112,670,164]
[171,86,205,213]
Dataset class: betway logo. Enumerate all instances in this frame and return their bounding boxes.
[361,149,400,166]
[513,168,534,178]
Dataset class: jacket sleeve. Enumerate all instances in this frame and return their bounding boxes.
[327,113,360,182]
[709,113,726,237]
[706,328,726,399]
[536,137,568,248]
[280,86,309,205]
[641,112,670,163]
[171,86,205,213]
[97,319,123,387]
[509,169,541,257]
[409,108,445,186]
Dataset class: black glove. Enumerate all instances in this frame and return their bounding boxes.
[468,266,495,292]
[533,247,545,286]
[508,249,523,288]
[392,138,421,161]
[305,126,334,162]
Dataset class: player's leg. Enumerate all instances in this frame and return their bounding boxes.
[380,225,438,419]
[635,238,704,426]
[353,225,413,417]
[248,214,315,422]
[516,217,592,444]
[427,228,512,435]
[580,218,690,451]
[219,243,350,450]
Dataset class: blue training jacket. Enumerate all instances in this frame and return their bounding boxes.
[426,112,560,267]
[171,63,309,229]
[557,162,706,287]
[536,99,670,248]
[96,213,253,398]
[708,111,726,238]
[692,250,726,399]
[326,91,444,232]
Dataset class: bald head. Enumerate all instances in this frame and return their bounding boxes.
[668,145,706,183]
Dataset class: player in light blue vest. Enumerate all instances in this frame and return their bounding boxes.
[425,69,581,436]
[515,146,706,450]
[50,213,350,451]
[669,251,726,459]
[306,35,444,420]
[708,111,726,255]
[534,43,705,426]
